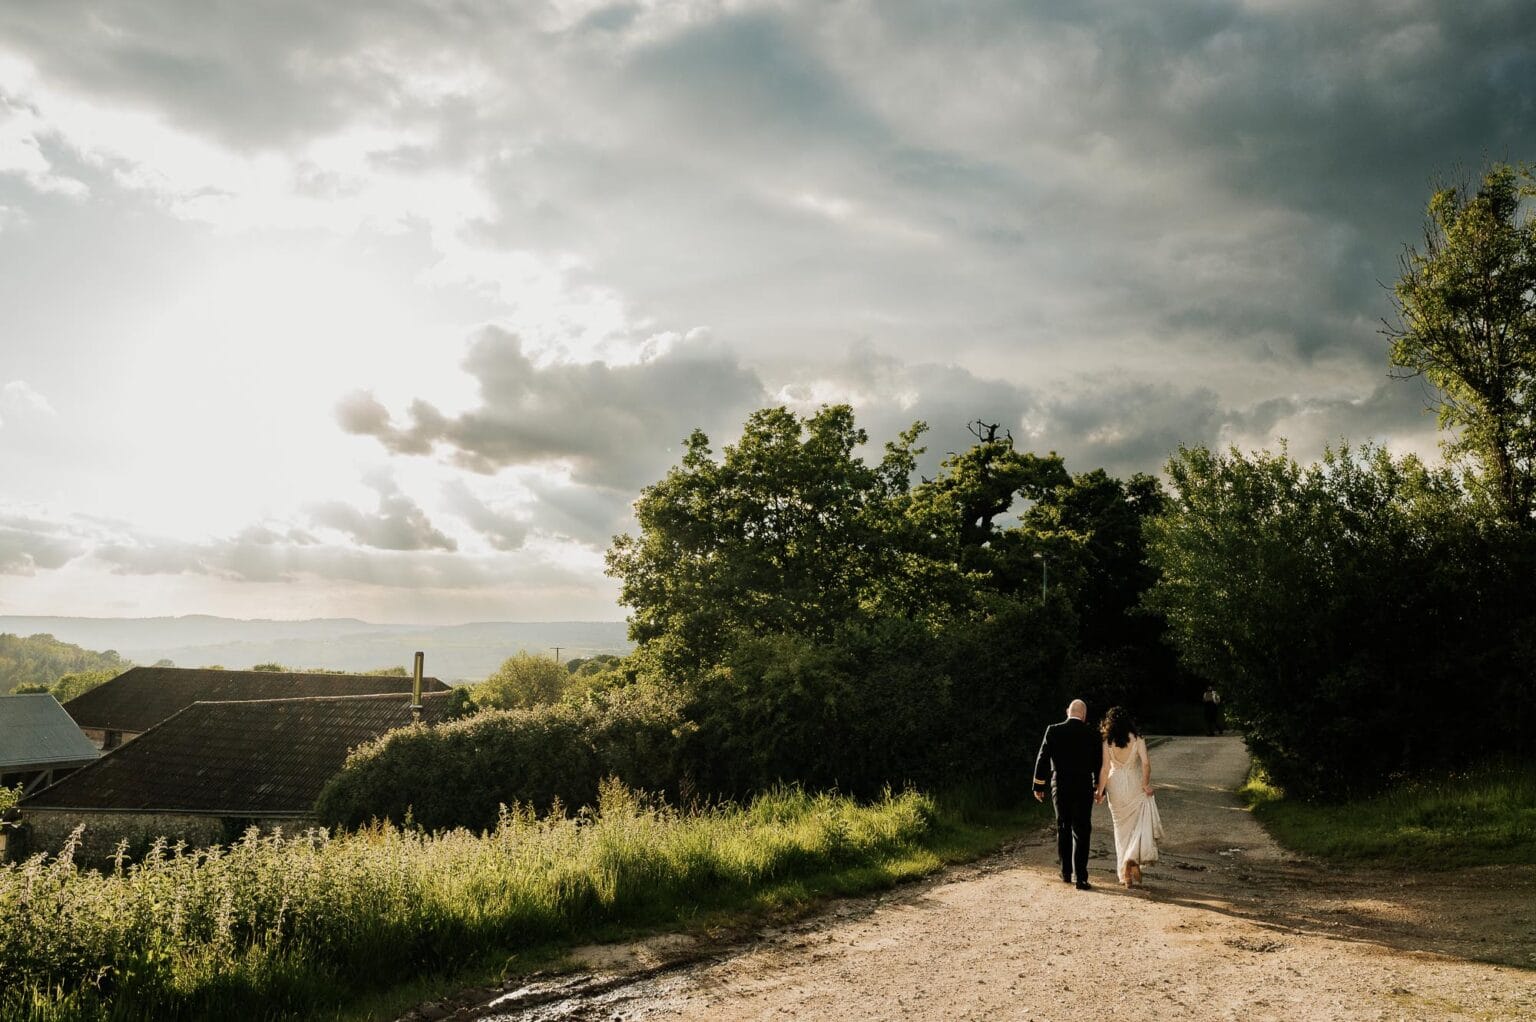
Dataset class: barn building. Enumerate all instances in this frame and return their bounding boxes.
[20,689,455,862]
[61,666,450,750]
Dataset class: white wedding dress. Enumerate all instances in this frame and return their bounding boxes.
[1104,735,1163,882]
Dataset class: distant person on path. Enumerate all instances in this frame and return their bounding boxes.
[1094,705,1163,889]
[1202,685,1223,735]
[1032,698,1100,889]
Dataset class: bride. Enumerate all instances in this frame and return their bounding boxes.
[1093,706,1163,888]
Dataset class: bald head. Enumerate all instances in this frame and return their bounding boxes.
[1067,699,1087,721]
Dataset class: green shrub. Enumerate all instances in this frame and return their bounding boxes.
[315,685,684,831]
[473,652,569,709]
[684,605,1071,799]
[1146,443,1536,797]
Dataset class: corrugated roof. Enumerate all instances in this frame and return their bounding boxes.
[23,691,453,816]
[62,666,450,734]
[0,694,101,771]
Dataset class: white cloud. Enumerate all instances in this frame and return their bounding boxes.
[0,380,55,427]
[0,90,86,196]
[306,471,458,552]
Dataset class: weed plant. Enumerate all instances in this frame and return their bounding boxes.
[0,782,937,1021]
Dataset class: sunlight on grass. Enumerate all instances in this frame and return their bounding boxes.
[1243,760,1536,869]
[1,782,1040,1022]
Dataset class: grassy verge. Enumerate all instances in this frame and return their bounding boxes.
[341,785,1040,1022]
[1240,760,1536,869]
[2,781,1042,1022]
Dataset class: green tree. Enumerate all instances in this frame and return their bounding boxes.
[901,422,1072,604]
[50,669,118,704]
[473,652,569,709]
[1143,442,1529,795]
[606,405,927,675]
[1019,469,1184,718]
[607,405,1085,796]
[0,633,128,693]
[1389,163,1536,526]
[567,654,622,677]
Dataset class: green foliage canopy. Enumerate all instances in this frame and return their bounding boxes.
[472,651,570,709]
[606,406,941,676]
[316,683,686,831]
[1390,163,1536,526]
[604,405,1090,796]
[0,633,128,694]
[1144,442,1535,796]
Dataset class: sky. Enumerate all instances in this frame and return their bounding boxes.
[1,0,1532,623]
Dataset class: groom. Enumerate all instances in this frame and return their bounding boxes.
[1032,699,1100,889]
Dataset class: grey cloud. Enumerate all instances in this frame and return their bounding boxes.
[307,474,457,551]
[624,12,888,154]
[0,1,535,151]
[340,328,767,491]
[93,537,208,576]
[442,479,529,552]
[794,346,1435,482]
[93,531,504,589]
[14,0,1524,383]
[1046,383,1226,477]
[522,478,634,548]
[0,525,85,574]
[796,346,1044,478]
[1221,378,1441,460]
[234,523,320,546]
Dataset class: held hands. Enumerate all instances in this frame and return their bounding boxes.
[1033,790,1045,803]
[1093,789,1105,804]
[1142,784,1155,796]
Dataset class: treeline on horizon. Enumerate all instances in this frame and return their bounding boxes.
[323,163,1536,819]
[0,635,130,705]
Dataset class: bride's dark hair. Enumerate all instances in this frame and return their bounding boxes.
[1100,706,1136,748]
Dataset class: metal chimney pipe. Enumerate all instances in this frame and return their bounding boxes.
[411,651,424,723]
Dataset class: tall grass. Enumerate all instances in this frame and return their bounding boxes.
[0,782,942,1021]
[1242,759,1536,868]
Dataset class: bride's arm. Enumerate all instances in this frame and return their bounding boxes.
[1140,737,1154,795]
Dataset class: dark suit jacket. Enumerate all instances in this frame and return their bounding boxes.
[1033,717,1100,796]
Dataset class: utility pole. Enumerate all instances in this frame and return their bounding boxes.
[551,646,564,664]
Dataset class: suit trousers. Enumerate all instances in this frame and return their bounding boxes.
[1053,786,1094,882]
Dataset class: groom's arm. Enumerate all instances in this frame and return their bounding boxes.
[1031,728,1052,802]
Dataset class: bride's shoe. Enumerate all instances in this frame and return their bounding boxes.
[1129,862,1143,887]
[1124,861,1139,888]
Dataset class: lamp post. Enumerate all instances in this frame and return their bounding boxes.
[1033,552,1048,600]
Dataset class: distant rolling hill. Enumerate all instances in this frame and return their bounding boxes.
[0,616,632,683]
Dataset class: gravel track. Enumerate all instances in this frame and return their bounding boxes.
[455,736,1535,1022]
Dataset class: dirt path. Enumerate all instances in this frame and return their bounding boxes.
[464,737,1535,1022]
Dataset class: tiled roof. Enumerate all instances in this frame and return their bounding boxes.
[62,666,450,734]
[23,692,453,816]
[0,694,100,771]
